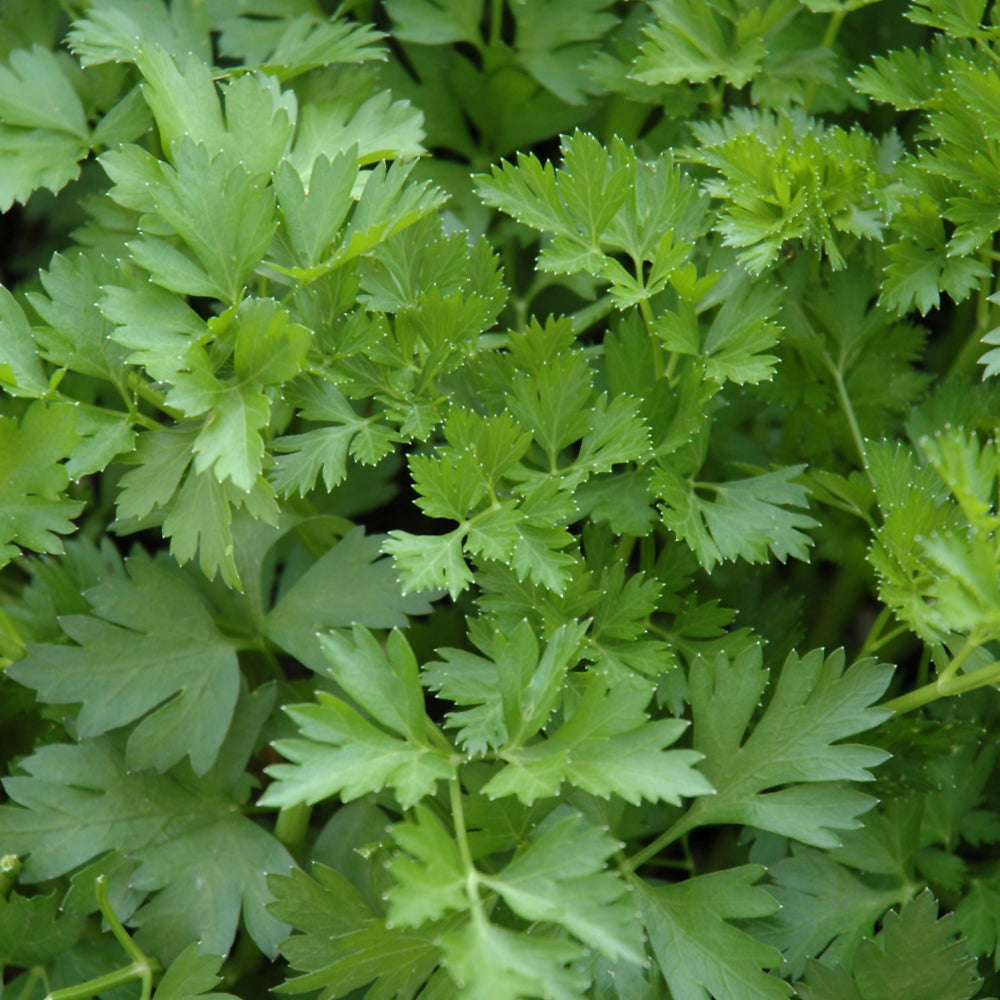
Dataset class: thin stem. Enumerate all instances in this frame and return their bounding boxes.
[805,561,864,652]
[449,772,487,923]
[623,810,698,874]
[449,773,475,876]
[47,876,159,1000]
[638,297,666,381]
[46,965,150,1000]
[803,9,846,112]
[859,606,893,654]
[489,0,503,47]
[883,657,1000,715]
[823,352,874,484]
[947,254,998,379]
[126,372,185,421]
[936,634,982,686]
[95,876,149,968]
[862,623,910,657]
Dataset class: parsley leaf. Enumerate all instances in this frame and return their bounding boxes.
[636,866,790,1000]
[796,891,983,1000]
[655,462,817,572]
[482,673,714,805]
[0,402,82,569]
[683,647,893,846]
[0,727,294,961]
[9,554,241,774]
[261,627,452,809]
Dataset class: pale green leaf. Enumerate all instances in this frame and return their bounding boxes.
[637,867,790,1000]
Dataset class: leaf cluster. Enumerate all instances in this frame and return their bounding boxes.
[1,2,1000,999]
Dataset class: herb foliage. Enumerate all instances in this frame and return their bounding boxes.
[1,1,1000,998]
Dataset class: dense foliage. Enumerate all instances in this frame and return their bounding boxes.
[1,1,1000,997]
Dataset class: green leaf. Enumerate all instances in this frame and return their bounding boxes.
[881,198,992,314]
[140,138,277,304]
[263,696,450,808]
[28,251,129,386]
[481,815,643,963]
[905,0,991,38]
[511,0,619,105]
[634,0,766,88]
[161,466,278,591]
[0,125,88,212]
[268,864,447,1000]
[955,861,1000,971]
[386,0,485,45]
[0,402,82,569]
[482,673,714,805]
[386,805,468,926]
[0,45,87,135]
[191,383,270,492]
[266,527,435,672]
[0,284,48,396]
[684,647,893,847]
[655,463,817,572]
[0,44,90,208]
[749,848,905,977]
[219,71,297,179]
[217,10,386,81]
[274,152,357,267]
[689,110,890,273]
[796,891,983,1000]
[67,1,212,68]
[9,554,241,774]
[423,619,589,755]
[440,920,587,1000]
[137,46,225,155]
[101,279,207,385]
[850,44,948,110]
[262,627,451,808]
[475,134,706,303]
[0,731,294,961]
[383,527,475,600]
[288,92,426,177]
[153,945,238,1000]
[0,891,86,965]
[636,866,790,1000]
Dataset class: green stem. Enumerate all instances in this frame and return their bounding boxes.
[489,0,503,47]
[858,606,894,658]
[95,876,150,969]
[805,561,864,652]
[568,295,615,335]
[947,255,998,379]
[450,773,475,876]
[274,803,312,853]
[623,810,698,874]
[638,296,667,381]
[882,657,1000,715]
[46,965,151,1000]
[823,352,873,484]
[0,854,21,898]
[449,772,486,921]
[803,9,846,112]
[126,372,185,421]
[705,80,725,119]
[47,877,158,1000]
[16,967,46,1000]
[936,634,982,686]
